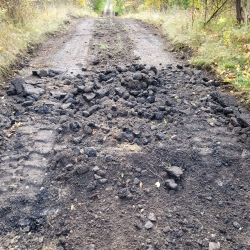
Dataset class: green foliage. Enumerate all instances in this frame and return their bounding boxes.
[114,0,126,15]
[91,0,106,13]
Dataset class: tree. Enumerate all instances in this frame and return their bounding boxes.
[236,0,243,23]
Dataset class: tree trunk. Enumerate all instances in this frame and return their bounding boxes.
[236,0,243,23]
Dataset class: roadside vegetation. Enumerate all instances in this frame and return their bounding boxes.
[0,0,96,80]
[121,0,250,102]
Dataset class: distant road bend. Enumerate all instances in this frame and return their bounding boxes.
[103,0,113,16]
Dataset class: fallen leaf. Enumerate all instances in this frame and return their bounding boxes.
[70,204,75,210]
[139,182,143,188]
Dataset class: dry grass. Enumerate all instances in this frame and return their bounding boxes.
[0,2,96,80]
[125,9,250,102]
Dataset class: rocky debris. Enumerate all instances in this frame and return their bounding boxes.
[165,179,178,190]
[0,114,11,129]
[75,165,89,175]
[86,182,96,191]
[236,113,250,127]
[209,242,220,250]
[118,188,128,198]
[84,148,97,157]
[89,244,95,250]
[148,213,156,222]
[23,84,45,98]
[11,77,25,94]
[2,57,250,250]
[83,92,96,102]
[10,77,45,98]
[165,166,183,180]
[135,221,143,230]
[50,90,67,100]
[92,59,100,65]
[232,221,241,229]
[156,132,167,140]
[211,92,237,107]
[145,221,154,229]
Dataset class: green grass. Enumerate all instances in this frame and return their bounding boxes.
[100,44,107,49]
[0,3,96,80]
[125,9,250,102]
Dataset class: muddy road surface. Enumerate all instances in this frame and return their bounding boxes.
[0,17,250,250]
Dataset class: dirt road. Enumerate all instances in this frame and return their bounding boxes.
[0,17,250,250]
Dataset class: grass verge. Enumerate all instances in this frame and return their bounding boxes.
[125,9,250,102]
[0,3,97,81]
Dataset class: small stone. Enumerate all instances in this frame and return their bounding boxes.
[165,166,183,179]
[98,178,108,184]
[22,100,34,107]
[148,213,156,222]
[165,179,178,190]
[146,96,155,103]
[97,170,106,177]
[38,69,48,78]
[209,242,220,250]
[96,87,109,98]
[156,132,167,140]
[141,170,148,176]
[75,165,89,175]
[66,164,74,171]
[83,125,93,135]
[92,166,100,172]
[23,225,30,232]
[69,121,80,132]
[86,182,96,191]
[83,92,96,102]
[233,221,241,229]
[92,59,100,65]
[134,178,140,185]
[163,226,171,233]
[135,221,143,230]
[105,155,113,162]
[206,196,212,201]
[118,188,128,198]
[171,135,177,140]
[219,228,226,234]
[83,111,90,117]
[3,240,10,247]
[85,148,97,157]
[94,174,101,180]
[89,244,95,250]
[11,77,25,94]
[155,112,163,120]
[145,221,154,229]
[133,130,141,138]
[38,237,44,243]
[135,167,141,173]
[151,125,157,131]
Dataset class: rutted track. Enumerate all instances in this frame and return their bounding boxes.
[0,17,250,250]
